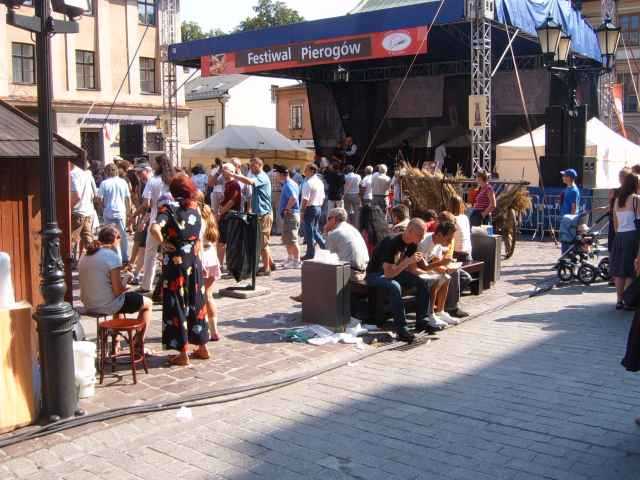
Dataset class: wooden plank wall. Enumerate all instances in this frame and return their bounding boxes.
[0,159,33,305]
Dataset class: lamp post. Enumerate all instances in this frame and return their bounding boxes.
[536,14,621,106]
[535,13,620,187]
[1,0,89,422]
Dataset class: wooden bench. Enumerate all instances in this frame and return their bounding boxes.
[351,278,417,327]
[461,260,485,296]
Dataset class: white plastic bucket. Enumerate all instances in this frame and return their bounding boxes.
[73,341,96,398]
[77,377,96,399]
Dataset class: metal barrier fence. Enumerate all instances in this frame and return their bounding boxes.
[520,194,593,239]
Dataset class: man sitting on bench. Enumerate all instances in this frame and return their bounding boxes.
[324,207,369,282]
[415,221,460,327]
[290,208,369,302]
[365,218,434,343]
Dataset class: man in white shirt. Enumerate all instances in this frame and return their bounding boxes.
[434,142,447,172]
[416,221,459,328]
[97,163,131,264]
[208,159,225,215]
[70,163,97,259]
[343,165,362,228]
[372,164,392,212]
[360,165,374,207]
[300,163,326,260]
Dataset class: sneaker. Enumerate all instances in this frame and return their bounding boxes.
[437,311,460,326]
[414,321,433,334]
[427,314,448,330]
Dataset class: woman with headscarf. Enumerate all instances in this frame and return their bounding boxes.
[150,175,208,366]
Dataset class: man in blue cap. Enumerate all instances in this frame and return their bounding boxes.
[560,169,580,216]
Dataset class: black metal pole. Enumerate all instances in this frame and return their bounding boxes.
[33,0,80,422]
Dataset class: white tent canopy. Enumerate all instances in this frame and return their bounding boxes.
[496,118,640,188]
[182,125,314,169]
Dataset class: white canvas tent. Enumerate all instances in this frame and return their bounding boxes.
[496,118,640,188]
[182,125,314,170]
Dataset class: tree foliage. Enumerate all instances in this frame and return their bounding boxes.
[236,0,304,32]
[181,21,225,42]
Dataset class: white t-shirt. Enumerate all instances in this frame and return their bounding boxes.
[70,167,97,217]
[78,248,125,314]
[344,172,362,195]
[417,233,445,261]
[360,174,373,200]
[210,167,225,193]
[301,174,325,207]
[143,175,170,223]
[372,173,392,196]
[98,177,130,220]
[454,214,472,255]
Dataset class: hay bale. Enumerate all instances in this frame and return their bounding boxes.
[401,171,459,217]
[495,186,532,219]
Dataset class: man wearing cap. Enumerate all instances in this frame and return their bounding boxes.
[560,169,580,216]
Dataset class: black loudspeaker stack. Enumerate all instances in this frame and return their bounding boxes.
[540,105,588,188]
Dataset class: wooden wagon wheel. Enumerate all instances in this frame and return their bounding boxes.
[500,208,518,259]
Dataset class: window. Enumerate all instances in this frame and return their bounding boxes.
[205,116,216,137]
[146,132,164,152]
[620,14,640,46]
[76,50,96,90]
[139,57,156,93]
[619,73,639,113]
[138,0,156,25]
[289,104,303,130]
[12,43,35,84]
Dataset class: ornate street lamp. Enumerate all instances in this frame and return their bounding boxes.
[0,0,89,422]
[596,15,621,72]
[536,15,563,64]
[556,35,572,63]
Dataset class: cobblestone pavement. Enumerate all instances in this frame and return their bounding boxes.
[6,240,639,479]
[65,238,561,415]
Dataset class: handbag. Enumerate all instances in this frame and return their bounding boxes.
[633,197,640,232]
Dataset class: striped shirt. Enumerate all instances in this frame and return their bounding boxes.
[474,184,494,211]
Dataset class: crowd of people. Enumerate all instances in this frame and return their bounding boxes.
[69,151,496,363]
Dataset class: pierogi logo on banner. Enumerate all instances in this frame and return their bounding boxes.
[201,26,428,77]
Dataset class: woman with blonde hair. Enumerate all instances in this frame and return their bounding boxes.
[196,191,222,341]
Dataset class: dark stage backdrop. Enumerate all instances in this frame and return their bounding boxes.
[306,68,598,170]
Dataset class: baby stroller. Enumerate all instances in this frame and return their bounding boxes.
[555,211,610,285]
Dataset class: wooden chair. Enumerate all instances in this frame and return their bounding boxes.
[98,316,148,385]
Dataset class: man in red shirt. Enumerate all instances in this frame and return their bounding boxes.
[217,163,242,267]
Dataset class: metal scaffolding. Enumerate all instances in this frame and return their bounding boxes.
[468,0,494,174]
[159,0,180,166]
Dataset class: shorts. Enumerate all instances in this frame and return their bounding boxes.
[117,292,144,315]
[258,213,273,250]
[281,212,300,246]
[71,213,94,245]
[134,228,147,247]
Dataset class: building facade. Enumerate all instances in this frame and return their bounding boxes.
[273,83,314,150]
[583,0,640,144]
[0,0,189,166]
[185,74,298,146]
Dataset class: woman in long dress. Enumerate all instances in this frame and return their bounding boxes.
[150,175,209,366]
